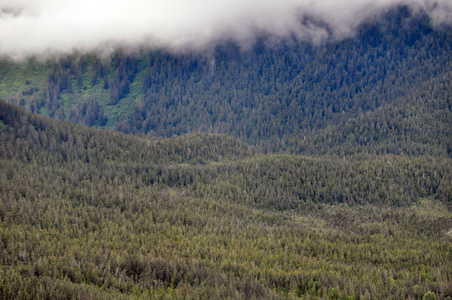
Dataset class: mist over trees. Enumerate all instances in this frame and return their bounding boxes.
[0,4,452,299]
[2,6,451,157]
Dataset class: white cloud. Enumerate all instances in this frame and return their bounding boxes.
[0,0,450,59]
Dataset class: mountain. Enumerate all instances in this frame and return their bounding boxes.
[1,4,452,299]
[1,6,451,156]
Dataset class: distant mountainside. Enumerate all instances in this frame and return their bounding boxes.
[0,6,452,299]
[2,4,452,299]
[0,5,451,157]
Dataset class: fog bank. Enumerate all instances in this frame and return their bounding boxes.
[1,0,451,59]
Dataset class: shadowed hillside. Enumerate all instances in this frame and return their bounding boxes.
[1,6,451,156]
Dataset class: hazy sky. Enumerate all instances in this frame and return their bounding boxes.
[0,0,451,59]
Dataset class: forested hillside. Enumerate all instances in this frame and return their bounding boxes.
[1,6,451,155]
[1,3,452,299]
[1,99,452,299]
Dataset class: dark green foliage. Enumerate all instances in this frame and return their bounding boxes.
[21,87,39,96]
[69,98,108,127]
[110,54,137,105]
[90,58,107,87]
[1,6,452,299]
[2,7,451,157]
[110,68,130,105]
[0,270,130,300]
[0,100,451,299]
[190,154,452,209]
[123,9,452,156]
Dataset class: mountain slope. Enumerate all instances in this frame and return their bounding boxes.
[1,6,451,156]
[1,4,452,300]
[289,68,452,156]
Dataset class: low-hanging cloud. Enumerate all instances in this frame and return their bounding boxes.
[0,0,451,59]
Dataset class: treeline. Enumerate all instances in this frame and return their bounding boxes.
[68,98,108,127]
[1,100,451,298]
[0,101,255,167]
[285,70,452,156]
[188,154,452,209]
[2,101,450,208]
[130,18,451,138]
[2,5,451,157]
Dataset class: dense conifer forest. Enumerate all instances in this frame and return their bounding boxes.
[1,7,451,156]
[0,4,452,299]
[1,99,452,299]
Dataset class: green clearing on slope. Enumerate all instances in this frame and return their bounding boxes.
[1,7,451,156]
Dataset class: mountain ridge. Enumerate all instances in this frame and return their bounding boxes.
[1,6,451,156]
[1,4,452,300]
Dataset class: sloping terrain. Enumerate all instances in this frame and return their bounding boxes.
[1,101,451,299]
[1,6,451,156]
[1,4,452,299]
